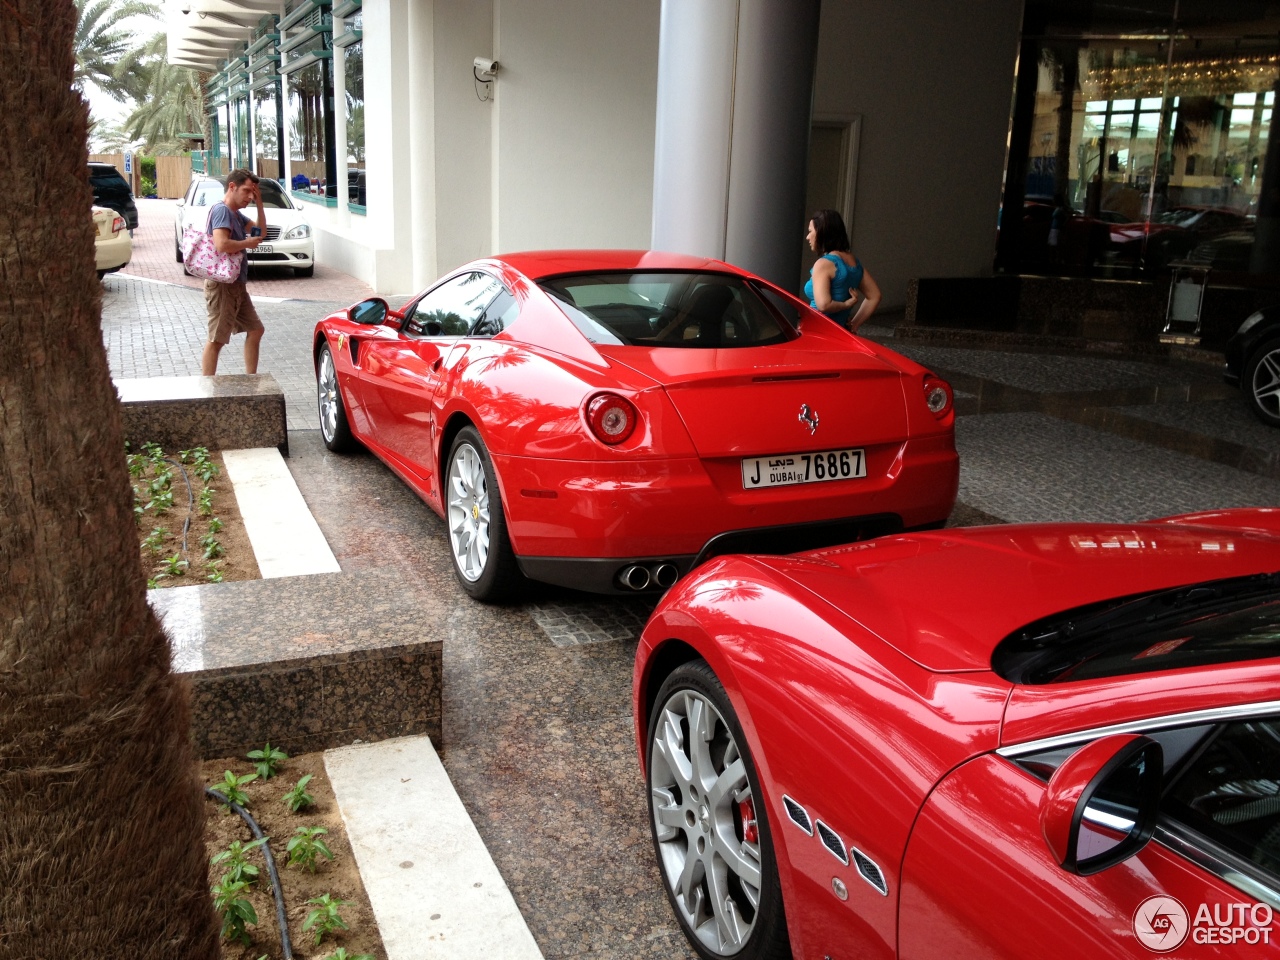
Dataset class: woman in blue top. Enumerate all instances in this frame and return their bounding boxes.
[804,208,881,332]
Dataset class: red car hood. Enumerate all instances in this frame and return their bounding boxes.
[757,520,1280,673]
[596,338,909,458]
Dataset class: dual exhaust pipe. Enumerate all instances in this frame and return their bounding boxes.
[619,562,680,592]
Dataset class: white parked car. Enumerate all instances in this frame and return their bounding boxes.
[174,176,315,278]
[93,204,131,277]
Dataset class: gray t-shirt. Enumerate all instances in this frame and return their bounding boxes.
[208,202,257,284]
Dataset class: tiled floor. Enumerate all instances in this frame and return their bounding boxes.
[103,239,1280,959]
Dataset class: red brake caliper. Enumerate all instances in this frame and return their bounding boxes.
[738,797,758,844]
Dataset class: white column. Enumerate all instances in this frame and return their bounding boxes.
[406,0,438,287]
[332,7,348,221]
[651,0,820,289]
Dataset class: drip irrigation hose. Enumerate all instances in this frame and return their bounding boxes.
[205,787,294,959]
[162,457,196,556]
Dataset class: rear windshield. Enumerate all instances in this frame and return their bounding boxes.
[89,166,129,192]
[991,572,1280,684]
[538,271,797,348]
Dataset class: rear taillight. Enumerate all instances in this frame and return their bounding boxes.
[923,375,953,419]
[111,215,126,235]
[585,392,639,445]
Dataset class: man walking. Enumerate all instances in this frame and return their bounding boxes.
[201,169,267,375]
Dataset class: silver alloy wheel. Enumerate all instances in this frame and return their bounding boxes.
[318,348,340,442]
[650,687,763,955]
[1251,345,1280,421]
[447,442,491,582]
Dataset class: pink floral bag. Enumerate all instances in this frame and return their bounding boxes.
[181,207,242,283]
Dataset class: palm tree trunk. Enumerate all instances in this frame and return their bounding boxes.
[0,2,219,956]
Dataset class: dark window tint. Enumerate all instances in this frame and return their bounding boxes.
[404,272,502,337]
[472,289,518,338]
[1164,717,1280,882]
[539,271,798,348]
[992,573,1280,684]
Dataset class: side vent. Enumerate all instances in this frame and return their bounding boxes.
[349,338,360,365]
[851,847,888,896]
[782,796,813,835]
[815,820,848,865]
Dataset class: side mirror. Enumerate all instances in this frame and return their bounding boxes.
[348,298,388,326]
[176,197,185,207]
[1040,734,1162,876]
[424,319,444,336]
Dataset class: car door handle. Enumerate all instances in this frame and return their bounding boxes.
[431,358,442,371]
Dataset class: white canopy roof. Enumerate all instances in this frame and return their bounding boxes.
[164,0,281,70]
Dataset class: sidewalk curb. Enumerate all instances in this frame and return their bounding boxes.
[325,737,545,960]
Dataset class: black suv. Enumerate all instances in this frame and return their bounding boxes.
[89,162,138,231]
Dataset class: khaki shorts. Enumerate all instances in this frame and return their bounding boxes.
[205,280,264,345]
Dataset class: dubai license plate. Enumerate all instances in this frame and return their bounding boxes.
[255,244,273,254]
[742,448,866,489]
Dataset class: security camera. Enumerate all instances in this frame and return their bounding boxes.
[181,1,191,12]
[473,57,499,80]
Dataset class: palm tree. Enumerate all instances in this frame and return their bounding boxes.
[119,32,209,153]
[0,1,219,956]
[74,0,158,101]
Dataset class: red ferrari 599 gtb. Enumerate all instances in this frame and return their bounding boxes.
[314,250,957,600]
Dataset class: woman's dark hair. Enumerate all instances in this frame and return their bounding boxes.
[810,208,850,253]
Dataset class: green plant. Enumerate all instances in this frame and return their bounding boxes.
[211,875,258,945]
[287,825,334,872]
[210,836,269,886]
[212,770,258,810]
[302,893,349,945]
[140,175,157,196]
[282,774,315,812]
[206,566,224,584]
[141,441,165,462]
[142,526,168,554]
[207,515,224,534]
[202,534,224,560]
[198,486,215,515]
[247,742,288,780]
[194,457,220,483]
[126,452,146,477]
[147,487,174,512]
[324,949,375,960]
[146,576,163,589]
[162,554,187,577]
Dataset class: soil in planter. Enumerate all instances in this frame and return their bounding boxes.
[131,447,260,587]
[203,753,387,960]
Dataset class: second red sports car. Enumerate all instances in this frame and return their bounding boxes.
[314,250,957,599]
[634,508,1280,959]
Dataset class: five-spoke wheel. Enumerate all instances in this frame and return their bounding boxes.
[1245,338,1280,428]
[317,343,356,452]
[445,427,523,601]
[648,661,789,960]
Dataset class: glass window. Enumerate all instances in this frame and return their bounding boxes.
[1164,717,1280,881]
[1004,4,1280,279]
[472,290,519,338]
[404,273,503,337]
[343,11,365,208]
[991,573,1280,685]
[253,85,281,182]
[288,62,330,197]
[538,272,799,348]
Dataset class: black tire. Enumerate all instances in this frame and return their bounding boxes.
[175,237,183,263]
[444,426,525,602]
[647,660,791,960]
[316,343,357,452]
[296,264,315,278]
[1244,337,1280,428]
